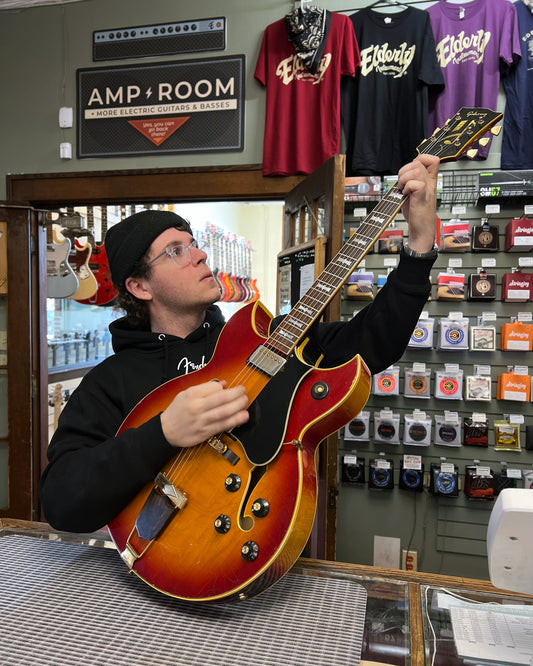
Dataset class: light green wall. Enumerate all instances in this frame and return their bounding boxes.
[1,0,503,201]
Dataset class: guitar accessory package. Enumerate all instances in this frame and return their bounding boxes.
[501,270,533,302]
[408,315,434,350]
[430,462,459,497]
[434,412,462,447]
[464,464,494,500]
[399,459,424,492]
[463,414,489,447]
[469,324,496,351]
[465,374,492,401]
[505,216,533,252]
[471,218,499,252]
[435,367,464,400]
[404,366,431,399]
[369,457,394,490]
[500,321,533,351]
[341,454,366,485]
[436,272,465,301]
[493,466,519,495]
[497,370,531,402]
[345,270,374,300]
[344,410,370,441]
[437,316,469,350]
[377,227,403,254]
[467,269,496,301]
[493,420,521,452]
[441,218,470,252]
[404,411,432,447]
[374,409,400,444]
[373,366,399,396]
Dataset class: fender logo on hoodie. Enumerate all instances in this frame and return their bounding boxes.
[177,355,207,374]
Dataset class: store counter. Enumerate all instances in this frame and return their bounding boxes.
[1,519,531,665]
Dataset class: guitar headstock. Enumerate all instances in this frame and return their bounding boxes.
[417,107,503,163]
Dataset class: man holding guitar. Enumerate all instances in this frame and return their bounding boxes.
[40,154,439,599]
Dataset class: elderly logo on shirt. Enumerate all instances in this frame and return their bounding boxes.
[435,30,492,67]
[359,42,416,78]
[276,52,332,85]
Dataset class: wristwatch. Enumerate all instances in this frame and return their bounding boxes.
[403,243,438,259]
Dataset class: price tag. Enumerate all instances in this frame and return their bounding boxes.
[472,413,487,422]
[352,207,367,218]
[403,454,422,470]
[519,256,533,267]
[476,466,491,476]
[507,469,522,479]
[376,459,391,469]
[421,310,429,319]
[344,455,358,465]
[524,205,533,215]
[412,362,426,372]
[485,204,500,214]
[481,311,497,321]
[383,257,399,267]
[441,462,455,473]
[452,205,467,215]
[514,367,529,376]
[448,312,463,320]
[509,413,525,424]
[481,257,497,268]
[444,363,460,373]
[474,365,491,376]
[448,258,463,268]
[518,311,533,322]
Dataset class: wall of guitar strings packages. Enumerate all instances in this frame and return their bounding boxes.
[336,171,533,580]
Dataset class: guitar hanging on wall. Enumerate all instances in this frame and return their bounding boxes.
[108,108,503,602]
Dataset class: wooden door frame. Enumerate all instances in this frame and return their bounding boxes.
[6,161,345,557]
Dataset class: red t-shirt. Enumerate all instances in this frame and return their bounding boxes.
[255,12,360,176]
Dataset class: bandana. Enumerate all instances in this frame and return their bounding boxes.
[285,6,331,75]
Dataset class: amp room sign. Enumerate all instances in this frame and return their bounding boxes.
[77,55,245,158]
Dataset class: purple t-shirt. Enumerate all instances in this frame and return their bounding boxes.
[428,0,520,159]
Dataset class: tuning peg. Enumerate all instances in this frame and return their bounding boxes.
[478,138,490,147]
[466,149,478,159]
[491,125,502,136]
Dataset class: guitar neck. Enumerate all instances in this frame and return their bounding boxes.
[267,184,407,357]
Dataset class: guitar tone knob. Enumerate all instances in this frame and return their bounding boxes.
[214,514,231,534]
[225,474,241,492]
[251,498,270,518]
[241,541,259,561]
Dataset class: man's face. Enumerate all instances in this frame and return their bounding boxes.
[141,228,221,314]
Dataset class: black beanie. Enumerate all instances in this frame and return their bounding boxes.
[104,210,192,287]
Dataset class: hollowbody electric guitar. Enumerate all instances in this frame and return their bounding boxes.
[108,108,502,602]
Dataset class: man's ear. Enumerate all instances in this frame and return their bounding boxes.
[124,276,152,301]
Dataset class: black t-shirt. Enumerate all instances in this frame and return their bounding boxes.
[341,7,444,176]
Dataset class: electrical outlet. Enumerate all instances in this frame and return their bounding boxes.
[401,548,418,571]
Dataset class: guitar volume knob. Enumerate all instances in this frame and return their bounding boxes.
[241,541,259,561]
[225,474,241,492]
[251,498,270,518]
[214,514,231,534]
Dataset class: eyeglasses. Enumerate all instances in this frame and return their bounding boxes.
[148,238,209,268]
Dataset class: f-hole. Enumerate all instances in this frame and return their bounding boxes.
[239,465,268,530]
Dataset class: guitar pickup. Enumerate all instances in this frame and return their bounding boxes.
[248,345,285,377]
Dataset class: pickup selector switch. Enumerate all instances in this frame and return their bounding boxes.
[225,474,241,492]
[251,498,270,517]
[241,541,259,561]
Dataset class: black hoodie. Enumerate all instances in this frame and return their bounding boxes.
[40,251,434,532]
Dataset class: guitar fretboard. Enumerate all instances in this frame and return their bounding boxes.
[267,185,407,357]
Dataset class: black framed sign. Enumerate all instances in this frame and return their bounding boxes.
[77,55,245,158]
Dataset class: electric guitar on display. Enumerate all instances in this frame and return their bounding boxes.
[45,222,79,299]
[75,205,118,306]
[108,108,503,602]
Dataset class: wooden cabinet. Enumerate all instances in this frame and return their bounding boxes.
[0,203,45,520]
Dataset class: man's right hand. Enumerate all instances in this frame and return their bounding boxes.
[160,380,250,448]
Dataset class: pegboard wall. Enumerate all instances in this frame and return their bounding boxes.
[336,173,533,579]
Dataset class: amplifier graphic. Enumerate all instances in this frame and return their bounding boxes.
[93,18,226,61]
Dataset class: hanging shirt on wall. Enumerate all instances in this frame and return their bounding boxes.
[427,0,520,160]
[254,10,360,176]
[501,0,533,169]
[341,7,444,176]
